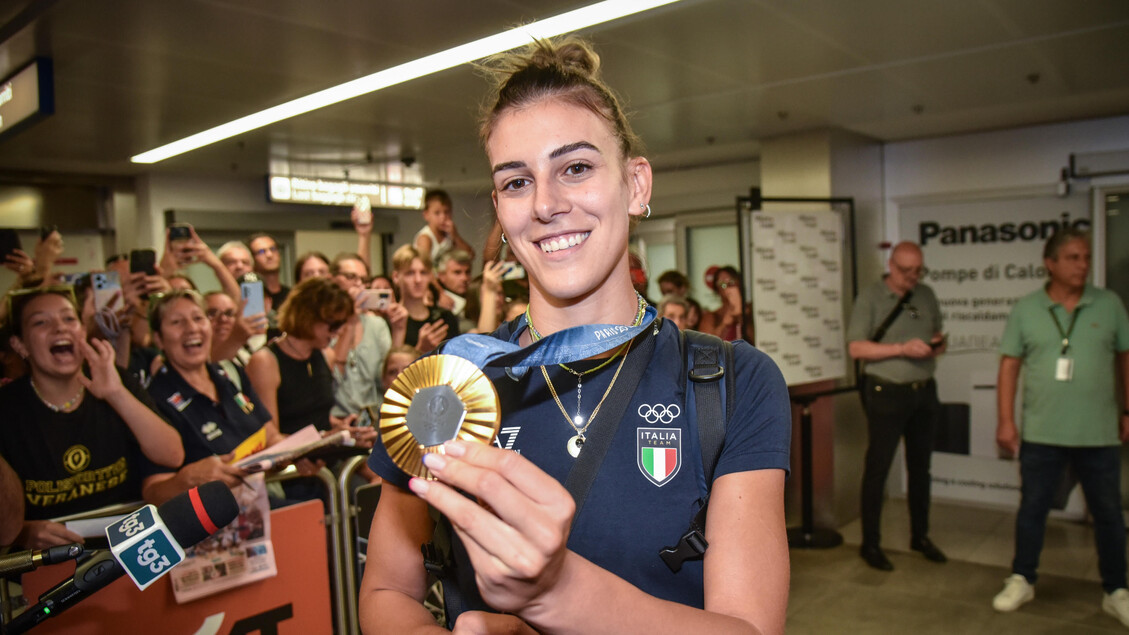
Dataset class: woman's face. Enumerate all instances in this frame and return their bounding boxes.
[662,303,687,330]
[715,271,741,305]
[205,293,238,343]
[370,276,393,292]
[487,100,651,305]
[309,316,346,349]
[12,293,85,378]
[157,297,213,371]
[381,351,415,389]
[299,257,330,282]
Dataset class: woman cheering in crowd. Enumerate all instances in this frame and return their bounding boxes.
[359,37,790,634]
[142,290,280,505]
[0,287,183,547]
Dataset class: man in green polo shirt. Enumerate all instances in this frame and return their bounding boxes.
[847,241,948,571]
[992,228,1129,628]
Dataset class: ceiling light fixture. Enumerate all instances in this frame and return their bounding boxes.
[132,0,684,164]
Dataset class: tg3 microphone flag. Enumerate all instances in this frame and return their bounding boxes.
[105,481,233,590]
[6,481,238,634]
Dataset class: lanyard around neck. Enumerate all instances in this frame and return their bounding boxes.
[1048,305,1081,355]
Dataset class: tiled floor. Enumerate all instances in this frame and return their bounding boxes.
[787,498,1126,633]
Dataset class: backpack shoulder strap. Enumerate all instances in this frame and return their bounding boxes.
[661,328,734,573]
[683,329,732,482]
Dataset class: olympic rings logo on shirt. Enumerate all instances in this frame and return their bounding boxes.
[637,404,681,424]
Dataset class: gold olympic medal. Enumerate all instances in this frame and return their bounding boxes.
[379,354,501,480]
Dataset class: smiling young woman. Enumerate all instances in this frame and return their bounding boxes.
[358,38,792,635]
[0,286,184,548]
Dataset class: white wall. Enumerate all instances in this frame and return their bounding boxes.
[884,115,1129,218]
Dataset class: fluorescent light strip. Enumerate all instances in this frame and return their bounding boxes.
[132,0,683,164]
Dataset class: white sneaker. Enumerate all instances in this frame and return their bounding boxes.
[1103,588,1129,628]
[992,574,1034,612]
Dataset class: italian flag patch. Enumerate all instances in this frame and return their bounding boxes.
[637,427,682,487]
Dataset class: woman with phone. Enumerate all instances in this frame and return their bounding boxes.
[141,289,282,506]
[0,286,184,547]
[358,37,790,634]
[698,265,752,342]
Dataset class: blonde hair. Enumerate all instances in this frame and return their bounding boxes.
[478,37,642,161]
[391,244,432,273]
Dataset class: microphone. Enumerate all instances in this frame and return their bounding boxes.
[0,544,85,577]
[5,482,238,634]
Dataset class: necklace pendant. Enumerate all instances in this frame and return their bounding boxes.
[572,414,584,428]
[567,434,584,458]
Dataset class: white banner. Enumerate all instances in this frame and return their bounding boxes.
[750,210,847,385]
[898,193,1090,508]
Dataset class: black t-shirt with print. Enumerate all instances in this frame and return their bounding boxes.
[0,370,167,520]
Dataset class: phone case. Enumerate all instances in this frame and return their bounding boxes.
[241,281,265,317]
[130,249,156,274]
[92,272,122,313]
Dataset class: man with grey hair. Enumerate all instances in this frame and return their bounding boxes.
[436,248,473,318]
[992,228,1129,627]
[217,241,253,280]
[847,241,948,571]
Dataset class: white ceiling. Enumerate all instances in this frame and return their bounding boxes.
[1,0,1127,191]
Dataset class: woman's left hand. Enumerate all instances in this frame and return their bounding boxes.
[77,337,124,400]
[410,440,575,615]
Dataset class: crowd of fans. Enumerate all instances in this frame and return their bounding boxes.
[0,187,744,552]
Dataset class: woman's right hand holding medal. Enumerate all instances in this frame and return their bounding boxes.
[410,440,575,626]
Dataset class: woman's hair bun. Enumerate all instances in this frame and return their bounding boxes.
[528,37,600,80]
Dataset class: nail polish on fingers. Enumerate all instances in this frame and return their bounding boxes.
[423,453,447,472]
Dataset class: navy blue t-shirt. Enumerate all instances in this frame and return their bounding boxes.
[368,319,791,613]
[147,362,271,465]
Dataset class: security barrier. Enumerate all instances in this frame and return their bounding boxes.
[2,467,344,634]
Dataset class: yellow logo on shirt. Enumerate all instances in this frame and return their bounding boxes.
[63,445,91,474]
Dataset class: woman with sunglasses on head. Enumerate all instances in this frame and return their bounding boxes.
[359,37,790,635]
[142,290,281,505]
[0,287,183,548]
[699,265,752,342]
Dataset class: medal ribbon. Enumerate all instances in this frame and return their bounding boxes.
[439,305,658,376]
